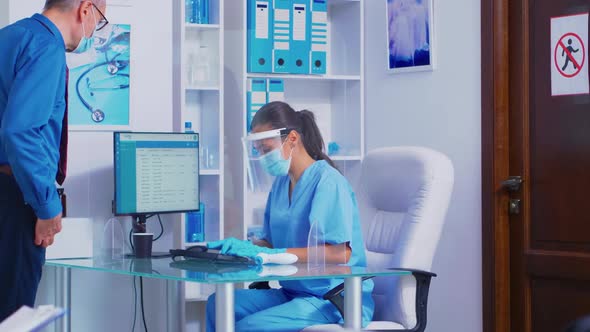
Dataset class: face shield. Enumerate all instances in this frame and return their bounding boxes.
[242,128,292,192]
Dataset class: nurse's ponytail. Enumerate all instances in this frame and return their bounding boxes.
[251,101,337,170]
[296,110,337,169]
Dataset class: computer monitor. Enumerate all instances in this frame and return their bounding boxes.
[113,132,200,233]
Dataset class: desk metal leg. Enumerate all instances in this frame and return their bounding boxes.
[216,283,234,332]
[54,267,71,332]
[166,280,184,332]
[343,277,362,329]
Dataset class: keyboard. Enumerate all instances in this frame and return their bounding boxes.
[169,245,254,265]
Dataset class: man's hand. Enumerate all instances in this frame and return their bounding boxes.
[35,213,63,248]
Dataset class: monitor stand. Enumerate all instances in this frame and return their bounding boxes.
[126,214,172,259]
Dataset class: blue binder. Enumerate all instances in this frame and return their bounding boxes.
[310,0,327,74]
[267,79,285,102]
[272,0,292,73]
[247,79,268,130]
[185,203,205,243]
[248,0,273,73]
[291,0,310,74]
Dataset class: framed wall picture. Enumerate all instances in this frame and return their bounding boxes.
[66,24,131,131]
[386,0,435,73]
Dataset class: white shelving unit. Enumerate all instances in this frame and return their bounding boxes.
[224,0,365,241]
[247,73,361,80]
[172,0,225,307]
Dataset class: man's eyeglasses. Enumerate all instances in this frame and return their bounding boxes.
[91,3,109,31]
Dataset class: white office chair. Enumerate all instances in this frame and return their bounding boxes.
[303,146,454,331]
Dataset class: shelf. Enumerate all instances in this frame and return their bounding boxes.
[185,23,220,30]
[246,73,361,81]
[186,296,209,302]
[227,0,365,265]
[331,156,363,161]
[175,0,225,309]
[186,85,220,91]
[199,169,221,175]
[184,282,215,302]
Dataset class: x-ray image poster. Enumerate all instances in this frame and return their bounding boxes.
[386,0,434,73]
[66,24,130,128]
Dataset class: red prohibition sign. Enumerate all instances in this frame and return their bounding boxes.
[554,32,586,78]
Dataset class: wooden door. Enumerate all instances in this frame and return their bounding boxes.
[483,1,590,332]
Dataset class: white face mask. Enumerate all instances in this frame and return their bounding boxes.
[70,6,98,54]
[259,141,294,177]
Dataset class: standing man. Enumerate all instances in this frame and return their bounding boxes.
[0,0,108,320]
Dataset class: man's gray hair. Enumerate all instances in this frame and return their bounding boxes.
[44,0,106,11]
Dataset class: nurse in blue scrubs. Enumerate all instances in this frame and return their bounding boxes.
[206,101,374,332]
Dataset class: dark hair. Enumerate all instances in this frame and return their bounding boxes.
[251,101,337,170]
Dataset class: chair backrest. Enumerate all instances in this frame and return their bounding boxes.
[356,147,454,328]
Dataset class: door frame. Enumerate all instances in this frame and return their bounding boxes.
[481,0,512,331]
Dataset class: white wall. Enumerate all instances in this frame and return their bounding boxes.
[5,1,175,331]
[0,1,8,27]
[365,1,482,332]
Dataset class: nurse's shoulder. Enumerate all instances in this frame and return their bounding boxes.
[314,160,354,193]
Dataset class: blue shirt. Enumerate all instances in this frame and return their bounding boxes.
[0,14,67,219]
[263,160,375,322]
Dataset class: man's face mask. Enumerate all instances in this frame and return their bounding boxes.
[70,5,98,54]
[259,141,293,177]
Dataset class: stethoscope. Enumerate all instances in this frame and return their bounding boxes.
[75,52,129,123]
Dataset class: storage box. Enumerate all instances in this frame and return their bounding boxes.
[46,218,93,259]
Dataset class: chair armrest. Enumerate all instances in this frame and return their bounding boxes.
[248,281,271,290]
[322,268,436,332]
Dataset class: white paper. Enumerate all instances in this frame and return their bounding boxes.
[0,305,65,332]
[268,91,285,102]
[292,4,307,41]
[255,1,270,39]
[551,13,589,96]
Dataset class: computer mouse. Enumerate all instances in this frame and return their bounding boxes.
[186,245,207,252]
[256,252,298,265]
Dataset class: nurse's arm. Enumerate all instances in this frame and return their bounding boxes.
[287,243,351,264]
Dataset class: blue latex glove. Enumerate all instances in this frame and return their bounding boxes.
[207,237,286,263]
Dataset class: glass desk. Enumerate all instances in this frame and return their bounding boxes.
[46,257,410,332]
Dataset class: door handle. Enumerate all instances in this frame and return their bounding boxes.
[501,176,523,192]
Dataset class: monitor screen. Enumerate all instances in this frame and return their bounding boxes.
[114,132,200,215]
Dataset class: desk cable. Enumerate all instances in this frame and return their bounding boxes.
[130,263,149,332]
[132,275,137,332]
[140,277,147,332]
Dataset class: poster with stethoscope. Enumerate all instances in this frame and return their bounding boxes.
[66,24,131,130]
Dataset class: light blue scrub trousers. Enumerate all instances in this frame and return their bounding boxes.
[206,288,342,332]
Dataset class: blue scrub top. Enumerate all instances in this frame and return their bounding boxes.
[262,160,374,315]
[0,14,67,219]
